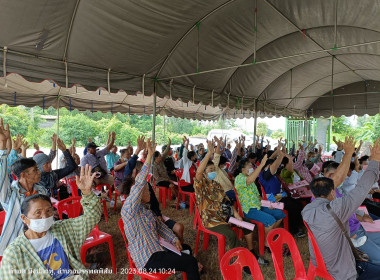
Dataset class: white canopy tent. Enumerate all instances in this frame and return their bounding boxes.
[1,0,380,121]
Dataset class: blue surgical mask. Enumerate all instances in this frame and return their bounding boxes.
[310,157,316,163]
[207,171,217,180]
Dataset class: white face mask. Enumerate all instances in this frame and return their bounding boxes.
[27,216,54,233]
[248,168,254,175]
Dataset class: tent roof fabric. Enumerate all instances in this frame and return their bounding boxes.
[1,0,380,119]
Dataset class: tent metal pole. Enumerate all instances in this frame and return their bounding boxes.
[253,100,258,141]
[152,82,157,142]
[56,97,60,169]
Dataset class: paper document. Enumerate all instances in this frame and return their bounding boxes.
[310,164,321,176]
[159,237,181,255]
[228,217,255,231]
[261,200,284,210]
[288,180,309,190]
[361,220,380,232]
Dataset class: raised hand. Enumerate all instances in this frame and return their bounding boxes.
[136,135,146,153]
[146,138,157,158]
[343,136,356,156]
[207,139,214,154]
[56,138,67,151]
[111,131,116,140]
[21,139,29,151]
[33,143,40,151]
[370,138,380,162]
[12,135,23,151]
[168,137,171,147]
[51,133,57,143]
[0,118,10,150]
[76,164,96,196]
[72,137,76,146]
[88,137,92,143]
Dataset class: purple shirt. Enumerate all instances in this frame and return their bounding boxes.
[80,147,108,171]
[335,189,361,234]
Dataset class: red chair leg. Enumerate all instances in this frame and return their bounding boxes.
[202,232,210,251]
[189,196,194,215]
[307,261,316,280]
[80,247,88,265]
[258,223,265,255]
[107,239,116,273]
[113,192,118,211]
[193,215,197,230]
[162,189,167,209]
[159,188,162,202]
[217,236,226,263]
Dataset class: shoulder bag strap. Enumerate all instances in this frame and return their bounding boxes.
[326,204,360,259]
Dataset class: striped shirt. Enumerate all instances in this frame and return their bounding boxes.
[293,150,313,183]
[0,150,47,256]
[121,161,178,269]
[0,192,101,280]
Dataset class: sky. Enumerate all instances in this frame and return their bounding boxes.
[235,117,286,132]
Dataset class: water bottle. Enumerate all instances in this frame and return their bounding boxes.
[110,199,115,208]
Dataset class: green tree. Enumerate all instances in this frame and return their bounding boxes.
[271,129,285,139]
[256,122,268,136]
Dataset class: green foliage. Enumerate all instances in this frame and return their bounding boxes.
[256,122,268,136]
[0,105,235,147]
[271,129,285,139]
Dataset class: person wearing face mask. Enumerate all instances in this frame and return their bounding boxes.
[302,137,380,280]
[235,157,285,249]
[259,141,305,238]
[0,119,53,257]
[0,164,102,280]
[33,138,76,198]
[212,137,235,201]
[194,140,269,268]
[122,138,201,279]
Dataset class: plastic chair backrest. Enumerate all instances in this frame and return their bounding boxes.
[257,181,268,200]
[118,218,137,269]
[57,197,82,219]
[0,211,6,234]
[174,169,184,187]
[233,187,244,217]
[303,221,332,277]
[67,177,79,197]
[220,247,264,280]
[267,228,307,280]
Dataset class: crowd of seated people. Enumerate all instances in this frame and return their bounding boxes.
[3,113,380,279]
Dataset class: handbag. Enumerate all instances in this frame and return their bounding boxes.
[326,204,369,262]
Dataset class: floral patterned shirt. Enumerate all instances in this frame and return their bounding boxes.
[194,177,229,228]
[235,173,261,213]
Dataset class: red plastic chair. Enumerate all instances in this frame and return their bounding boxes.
[194,207,226,263]
[67,178,108,223]
[56,197,83,220]
[258,181,289,231]
[81,225,116,274]
[149,174,171,209]
[220,247,264,280]
[118,218,187,280]
[58,197,115,272]
[174,169,195,214]
[0,210,4,264]
[303,222,334,280]
[233,188,266,256]
[267,228,308,280]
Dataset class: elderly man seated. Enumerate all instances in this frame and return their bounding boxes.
[121,138,200,279]
[302,136,380,280]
